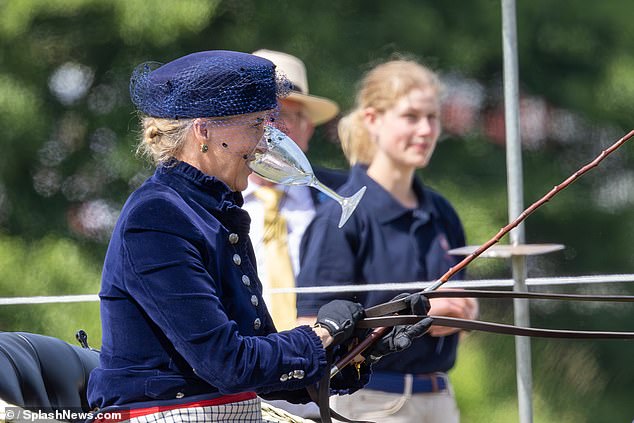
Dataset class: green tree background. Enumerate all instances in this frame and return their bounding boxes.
[1,1,633,421]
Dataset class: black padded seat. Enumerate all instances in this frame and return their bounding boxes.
[0,332,99,416]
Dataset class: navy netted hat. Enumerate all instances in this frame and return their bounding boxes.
[130,50,290,119]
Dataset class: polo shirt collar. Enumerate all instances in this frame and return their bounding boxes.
[349,164,438,224]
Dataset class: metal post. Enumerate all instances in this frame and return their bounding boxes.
[501,1,533,422]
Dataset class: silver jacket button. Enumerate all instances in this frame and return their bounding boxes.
[280,373,289,382]
[253,318,261,330]
[293,370,305,379]
[251,295,259,307]
[242,275,251,286]
[233,254,242,265]
[228,233,239,244]
[175,392,184,399]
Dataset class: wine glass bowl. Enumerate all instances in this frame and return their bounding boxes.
[248,126,366,228]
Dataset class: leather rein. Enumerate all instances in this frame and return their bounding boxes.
[308,289,634,423]
[361,289,634,339]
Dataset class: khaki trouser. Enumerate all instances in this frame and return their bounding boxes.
[331,380,460,423]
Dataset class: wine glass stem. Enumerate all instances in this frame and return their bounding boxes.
[309,179,344,204]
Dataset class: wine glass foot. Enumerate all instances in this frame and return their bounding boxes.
[338,186,367,228]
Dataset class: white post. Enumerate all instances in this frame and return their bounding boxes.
[501,1,533,422]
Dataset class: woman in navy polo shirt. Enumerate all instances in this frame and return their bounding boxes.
[86,50,375,422]
[297,58,478,422]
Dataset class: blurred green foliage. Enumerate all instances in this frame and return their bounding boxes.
[1,1,633,421]
[0,234,101,341]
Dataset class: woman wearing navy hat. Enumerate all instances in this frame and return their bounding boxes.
[86,50,389,422]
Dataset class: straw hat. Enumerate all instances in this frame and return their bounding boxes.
[252,49,339,125]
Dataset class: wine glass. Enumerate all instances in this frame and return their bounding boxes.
[247,126,366,228]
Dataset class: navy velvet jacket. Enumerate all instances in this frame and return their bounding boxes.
[87,161,327,409]
[297,165,466,375]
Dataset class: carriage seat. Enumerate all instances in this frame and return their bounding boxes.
[0,332,99,415]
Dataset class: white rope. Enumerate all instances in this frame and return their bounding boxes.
[282,273,634,294]
[1,274,633,306]
[0,294,99,306]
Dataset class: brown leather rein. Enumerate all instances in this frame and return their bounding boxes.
[369,289,634,312]
[308,290,634,423]
[360,289,634,339]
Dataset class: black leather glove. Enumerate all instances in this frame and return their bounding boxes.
[367,318,433,360]
[391,292,430,316]
[366,292,432,360]
[316,299,365,347]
